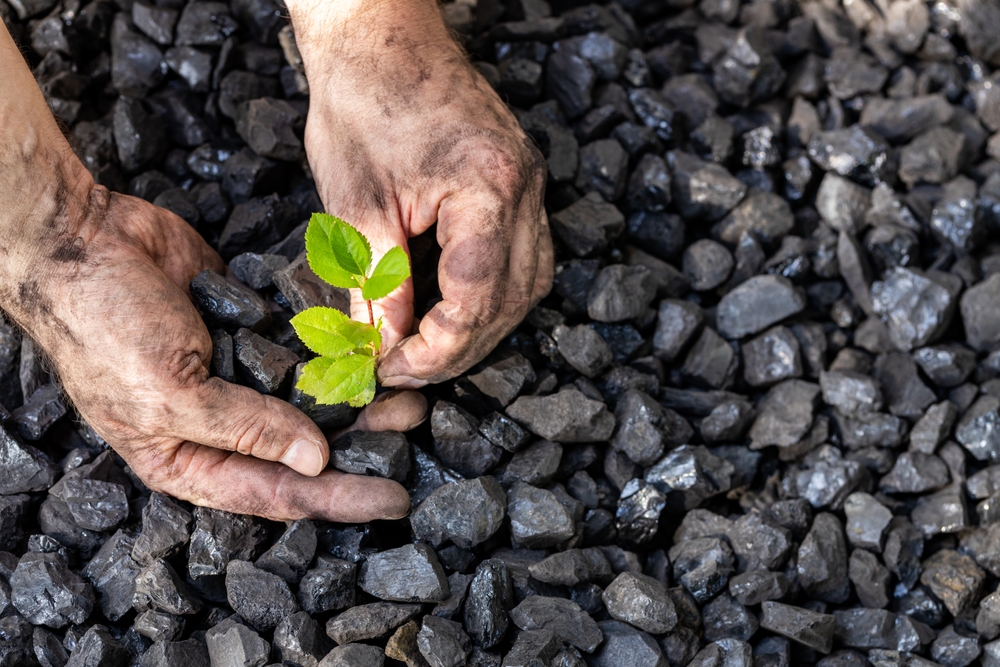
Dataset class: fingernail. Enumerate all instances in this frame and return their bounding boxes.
[381,375,427,389]
[281,439,325,476]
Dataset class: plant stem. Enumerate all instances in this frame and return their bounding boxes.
[367,300,374,328]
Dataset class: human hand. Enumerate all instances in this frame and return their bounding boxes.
[1,180,426,521]
[286,0,554,388]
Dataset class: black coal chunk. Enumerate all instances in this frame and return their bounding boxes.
[225,560,300,631]
[174,1,237,46]
[232,328,299,395]
[190,270,271,332]
[330,431,410,482]
[359,544,449,603]
[411,477,507,549]
[11,552,94,628]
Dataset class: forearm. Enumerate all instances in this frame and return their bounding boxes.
[0,24,94,288]
[284,0,464,109]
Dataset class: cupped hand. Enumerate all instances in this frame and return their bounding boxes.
[289,0,554,388]
[6,183,425,522]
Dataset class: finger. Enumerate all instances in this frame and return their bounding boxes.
[347,220,415,350]
[330,389,428,439]
[378,184,543,385]
[531,210,555,305]
[164,377,330,477]
[136,442,410,522]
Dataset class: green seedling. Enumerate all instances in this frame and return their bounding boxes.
[291,213,410,407]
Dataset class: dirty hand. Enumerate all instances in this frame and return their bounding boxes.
[287,0,555,388]
[0,23,424,522]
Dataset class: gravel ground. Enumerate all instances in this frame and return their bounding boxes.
[5,0,1000,665]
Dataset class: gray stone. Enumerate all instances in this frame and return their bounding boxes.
[716,275,806,339]
[872,352,936,419]
[920,549,985,616]
[742,326,802,387]
[553,324,613,377]
[190,269,271,332]
[501,629,560,667]
[12,552,93,628]
[133,559,202,615]
[820,371,882,415]
[909,401,958,453]
[528,549,611,587]
[683,240,733,291]
[0,426,57,494]
[961,274,1000,352]
[225,560,300,631]
[728,570,789,606]
[669,536,735,603]
[797,513,850,604]
[680,327,738,390]
[615,479,667,545]
[411,477,507,549]
[957,396,1000,461]
[612,390,690,467]
[508,483,576,549]
[467,354,536,407]
[652,300,703,362]
[83,530,141,622]
[232,328,299,395]
[255,519,316,584]
[133,493,193,566]
[297,555,356,615]
[188,507,268,580]
[587,265,657,322]
[912,487,968,537]
[509,596,603,653]
[359,544,449,603]
[880,452,950,494]
[848,548,891,609]
[134,610,185,643]
[760,601,835,653]
[602,572,677,635]
[645,445,734,511]
[65,625,129,667]
[417,616,472,667]
[273,611,326,667]
[319,643,384,667]
[816,173,872,234]
[550,192,625,257]
[507,388,615,442]
[464,559,513,650]
[749,380,820,449]
[502,441,562,487]
[871,267,956,351]
[844,492,893,551]
[325,602,422,645]
[330,431,410,482]
[913,347,976,388]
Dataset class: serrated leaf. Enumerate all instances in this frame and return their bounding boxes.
[362,246,411,301]
[291,307,381,357]
[296,356,336,402]
[347,372,376,408]
[305,213,357,289]
[329,218,372,279]
[314,354,377,406]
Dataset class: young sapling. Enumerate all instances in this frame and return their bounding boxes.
[290,213,411,407]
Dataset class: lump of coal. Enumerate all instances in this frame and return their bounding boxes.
[410,477,507,549]
[716,275,806,339]
[507,387,615,442]
[359,544,449,603]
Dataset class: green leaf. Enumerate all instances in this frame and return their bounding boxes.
[329,217,372,279]
[305,213,357,289]
[296,354,378,407]
[362,246,411,301]
[296,357,336,402]
[291,307,381,357]
[316,354,378,406]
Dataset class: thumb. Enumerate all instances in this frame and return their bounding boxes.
[348,221,415,351]
[165,377,329,476]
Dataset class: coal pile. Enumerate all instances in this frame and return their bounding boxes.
[8,0,1000,664]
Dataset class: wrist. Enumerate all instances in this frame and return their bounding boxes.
[287,0,458,99]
